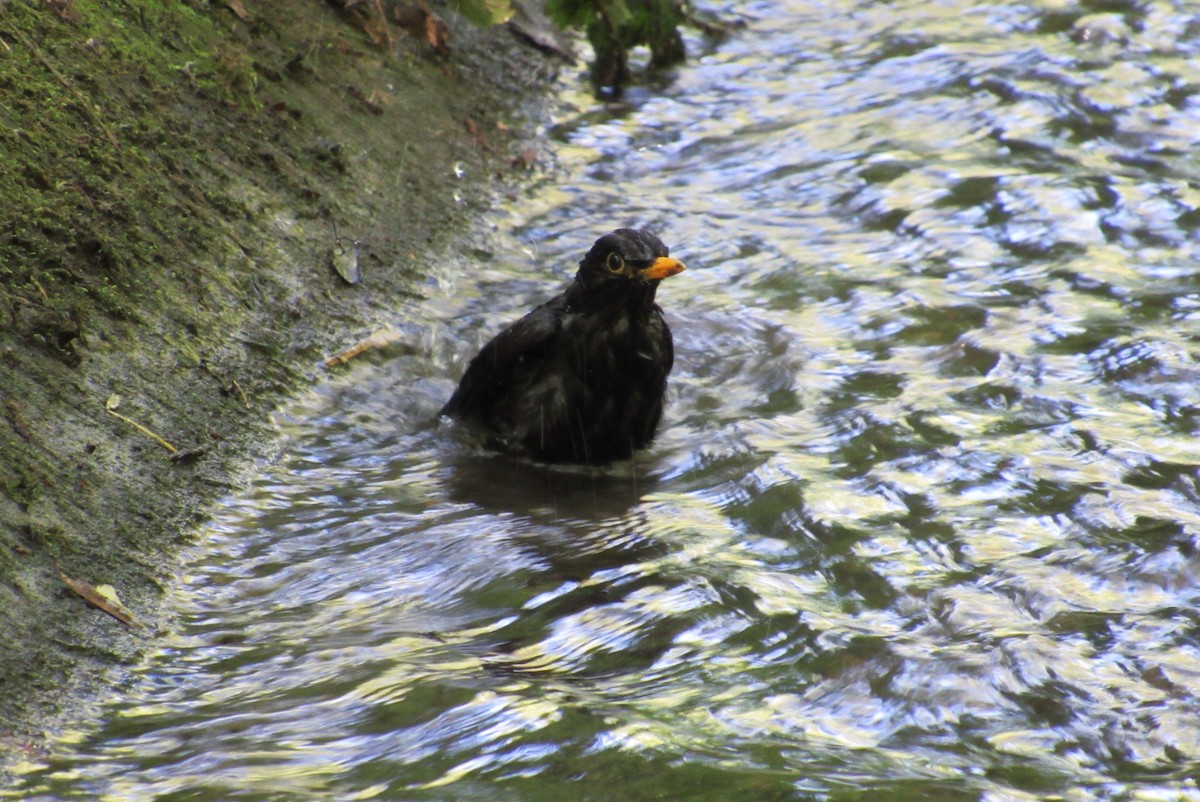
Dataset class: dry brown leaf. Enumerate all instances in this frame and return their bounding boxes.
[390,2,450,55]
[224,0,249,21]
[463,117,493,152]
[362,14,391,46]
[330,239,362,285]
[424,12,450,55]
[58,566,144,629]
[392,2,425,31]
[512,147,536,170]
[507,0,575,59]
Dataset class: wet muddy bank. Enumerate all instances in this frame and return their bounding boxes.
[0,0,557,770]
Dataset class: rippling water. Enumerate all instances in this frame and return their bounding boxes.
[16,0,1200,799]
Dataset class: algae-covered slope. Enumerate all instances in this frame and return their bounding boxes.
[0,0,554,759]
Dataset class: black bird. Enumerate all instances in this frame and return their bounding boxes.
[441,228,686,464]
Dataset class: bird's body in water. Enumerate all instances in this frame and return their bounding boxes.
[441,229,686,464]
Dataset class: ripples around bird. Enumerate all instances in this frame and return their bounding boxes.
[15,0,1200,799]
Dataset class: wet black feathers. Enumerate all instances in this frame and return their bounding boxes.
[441,228,682,464]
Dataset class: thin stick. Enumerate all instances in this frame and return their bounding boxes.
[230,378,250,409]
[104,406,178,454]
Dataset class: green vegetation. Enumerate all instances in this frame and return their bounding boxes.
[546,0,685,87]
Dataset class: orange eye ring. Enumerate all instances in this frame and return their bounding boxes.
[605,252,625,273]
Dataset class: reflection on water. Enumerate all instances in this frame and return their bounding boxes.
[15,0,1200,799]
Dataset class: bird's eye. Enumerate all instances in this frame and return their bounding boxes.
[605,253,625,273]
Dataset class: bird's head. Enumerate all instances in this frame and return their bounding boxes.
[574,228,686,304]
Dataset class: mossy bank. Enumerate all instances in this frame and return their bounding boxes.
[0,0,557,769]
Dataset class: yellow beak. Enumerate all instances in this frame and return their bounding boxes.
[639,256,686,281]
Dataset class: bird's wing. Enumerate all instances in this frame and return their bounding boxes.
[441,297,565,417]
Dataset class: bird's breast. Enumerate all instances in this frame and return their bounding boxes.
[564,309,663,373]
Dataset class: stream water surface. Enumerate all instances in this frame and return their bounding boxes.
[15,0,1200,799]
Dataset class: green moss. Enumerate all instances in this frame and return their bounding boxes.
[0,0,257,333]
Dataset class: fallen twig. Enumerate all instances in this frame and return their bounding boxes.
[103,395,178,454]
[324,327,403,367]
[230,378,250,409]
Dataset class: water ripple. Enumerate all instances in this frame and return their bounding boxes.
[15,0,1200,799]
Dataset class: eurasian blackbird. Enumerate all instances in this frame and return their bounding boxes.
[441,228,686,464]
